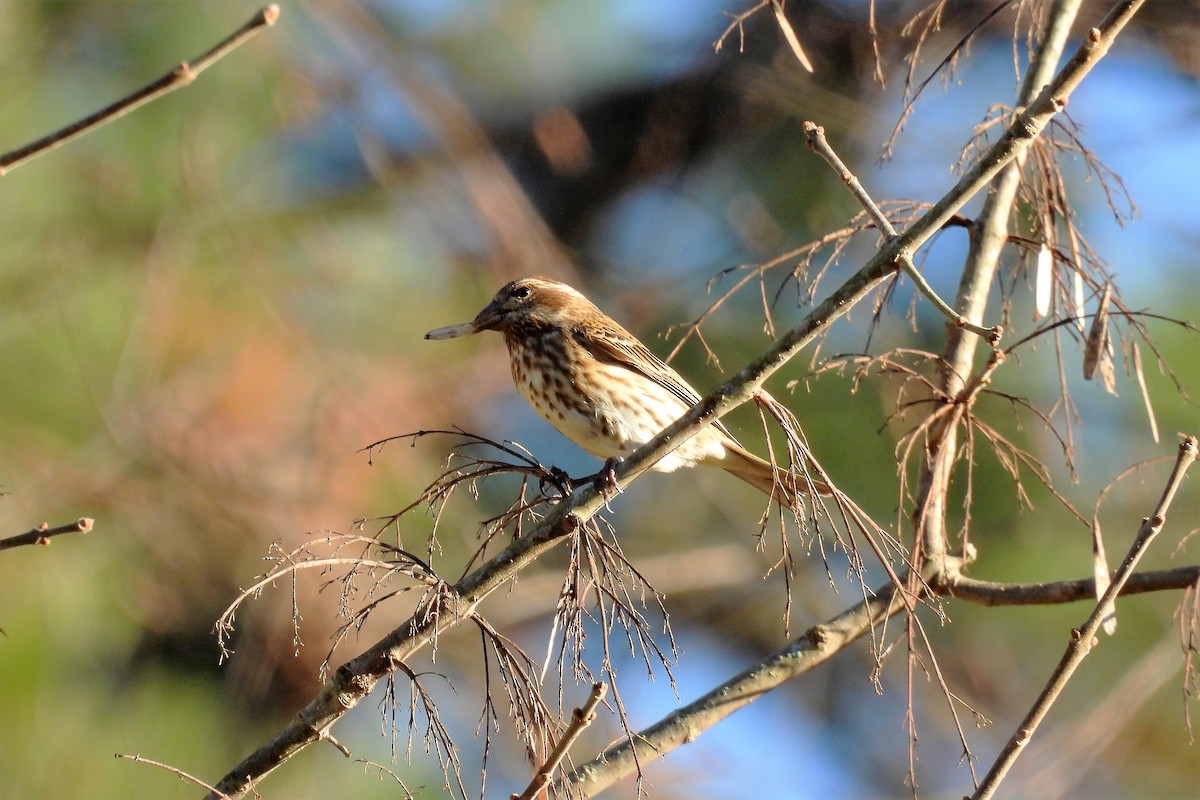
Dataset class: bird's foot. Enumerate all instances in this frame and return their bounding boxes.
[543,459,623,504]
[542,466,576,498]
[593,456,623,502]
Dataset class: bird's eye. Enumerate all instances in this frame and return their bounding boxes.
[511,285,532,300]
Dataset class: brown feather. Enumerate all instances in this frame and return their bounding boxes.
[426,276,830,506]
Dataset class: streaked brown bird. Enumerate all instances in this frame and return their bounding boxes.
[426,277,828,508]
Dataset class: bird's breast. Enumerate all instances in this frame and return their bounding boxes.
[503,332,727,470]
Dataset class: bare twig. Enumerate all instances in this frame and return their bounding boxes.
[803,121,1000,343]
[353,757,417,799]
[515,682,606,800]
[0,5,280,176]
[770,0,815,72]
[715,1,769,54]
[205,510,585,800]
[884,0,1020,156]
[115,753,233,800]
[803,122,894,237]
[0,517,93,551]
[942,565,1200,606]
[973,435,1198,799]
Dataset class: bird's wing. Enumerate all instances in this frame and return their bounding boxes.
[573,322,740,441]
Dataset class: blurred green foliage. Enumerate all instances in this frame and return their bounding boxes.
[1,1,1198,798]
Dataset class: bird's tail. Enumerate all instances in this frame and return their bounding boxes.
[718,444,832,511]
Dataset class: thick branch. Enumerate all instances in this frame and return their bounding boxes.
[926,0,1098,567]
[941,565,1200,606]
[945,0,1085,391]
[0,5,280,176]
[561,581,904,796]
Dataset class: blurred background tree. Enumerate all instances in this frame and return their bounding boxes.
[0,1,1198,798]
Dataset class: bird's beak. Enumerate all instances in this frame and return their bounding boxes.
[424,321,479,340]
[425,298,503,340]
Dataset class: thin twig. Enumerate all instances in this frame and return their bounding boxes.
[804,120,1000,343]
[715,1,769,54]
[115,753,234,800]
[514,682,606,800]
[973,435,1198,799]
[883,0,1021,156]
[770,0,815,72]
[803,121,894,237]
[0,517,93,551]
[0,5,280,176]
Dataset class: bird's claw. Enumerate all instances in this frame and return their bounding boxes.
[595,456,623,501]
[543,466,575,497]
[538,460,623,503]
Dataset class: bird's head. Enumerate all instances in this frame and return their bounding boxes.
[425,277,593,339]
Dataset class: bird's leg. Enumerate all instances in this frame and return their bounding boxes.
[542,466,576,498]
[593,456,623,500]
[540,459,623,502]
[568,457,624,500]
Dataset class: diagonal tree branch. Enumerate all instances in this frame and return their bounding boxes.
[0,5,280,177]
[803,121,998,342]
[516,681,607,800]
[561,581,905,795]
[973,435,1198,798]
[560,543,1200,794]
[204,2,1150,795]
